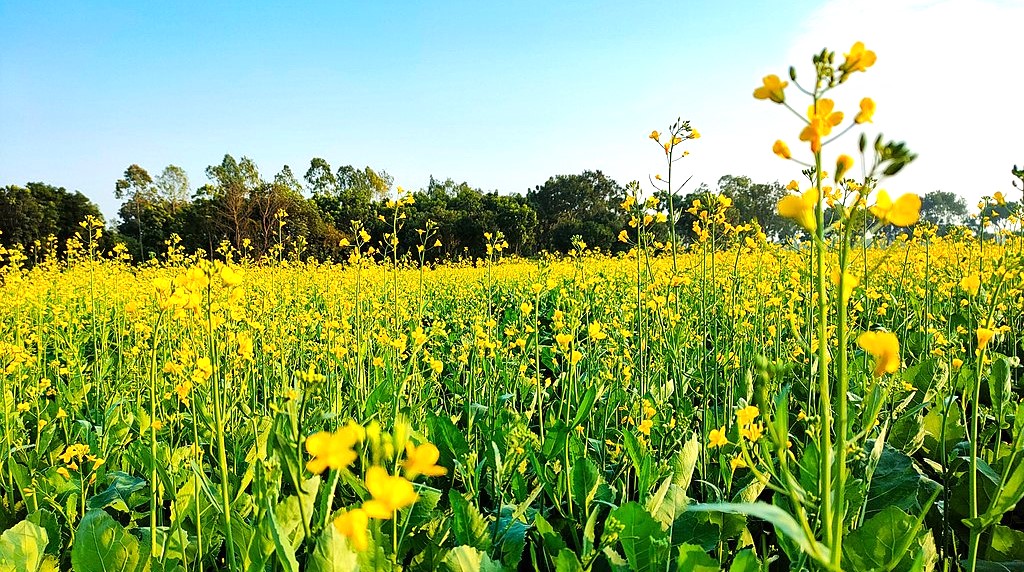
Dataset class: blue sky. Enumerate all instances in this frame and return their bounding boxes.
[2,0,1021,220]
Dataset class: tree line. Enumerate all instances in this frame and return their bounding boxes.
[1,154,1014,265]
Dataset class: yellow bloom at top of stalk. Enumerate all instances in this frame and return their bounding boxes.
[753,75,788,103]
[855,98,875,124]
[777,188,819,232]
[799,99,844,153]
[857,330,900,377]
[403,442,447,479]
[870,190,921,226]
[841,42,877,75]
[220,264,243,287]
[831,268,859,304]
[362,466,419,519]
[649,130,660,142]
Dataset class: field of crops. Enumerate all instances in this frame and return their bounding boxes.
[2,43,1024,572]
[1,223,1022,571]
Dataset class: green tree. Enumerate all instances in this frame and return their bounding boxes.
[0,182,104,261]
[115,164,157,259]
[919,190,968,232]
[527,170,627,253]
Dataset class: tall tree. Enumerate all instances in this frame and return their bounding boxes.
[304,158,338,197]
[115,164,156,260]
[527,170,627,252]
[154,164,191,213]
[919,190,968,231]
[204,155,262,248]
[0,183,103,260]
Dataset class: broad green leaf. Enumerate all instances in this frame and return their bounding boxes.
[647,480,688,528]
[843,506,920,572]
[729,548,760,572]
[306,526,358,572]
[975,459,1024,529]
[275,475,320,546]
[0,520,48,572]
[570,458,600,513]
[987,526,1024,562]
[442,545,503,572]
[86,471,147,513]
[921,401,965,460]
[688,503,830,565]
[71,510,146,572]
[449,491,491,551]
[865,445,941,520]
[489,507,528,569]
[607,502,669,572]
[989,357,1012,417]
[672,433,700,490]
[555,549,584,572]
[676,543,718,571]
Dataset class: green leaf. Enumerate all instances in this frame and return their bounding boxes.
[442,545,503,572]
[675,543,718,571]
[987,526,1024,563]
[275,475,320,546]
[306,526,359,572]
[688,502,830,566]
[865,445,941,520]
[0,520,48,572]
[672,434,700,490]
[555,549,584,572]
[989,357,1012,417]
[921,400,965,460]
[70,510,146,572]
[976,459,1024,529]
[729,548,760,572]
[86,471,147,513]
[843,506,919,571]
[490,508,528,570]
[569,386,600,430]
[647,480,688,528]
[449,491,491,551]
[608,502,669,572]
[570,458,600,514]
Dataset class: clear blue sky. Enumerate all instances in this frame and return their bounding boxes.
[2,0,1020,220]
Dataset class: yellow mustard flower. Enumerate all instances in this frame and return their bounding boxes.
[976,327,996,350]
[740,422,764,442]
[753,75,788,103]
[773,140,791,160]
[334,508,369,551]
[708,426,729,448]
[638,419,653,436]
[403,442,447,479]
[960,274,981,296]
[855,98,875,124]
[730,456,748,471]
[362,466,419,519]
[857,330,900,377]
[842,42,877,74]
[800,99,843,153]
[305,425,362,474]
[952,358,964,369]
[835,155,854,182]
[870,190,921,227]
[554,333,573,348]
[777,188,819,232]
[736,405,760,427]
[649,130,660,141]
